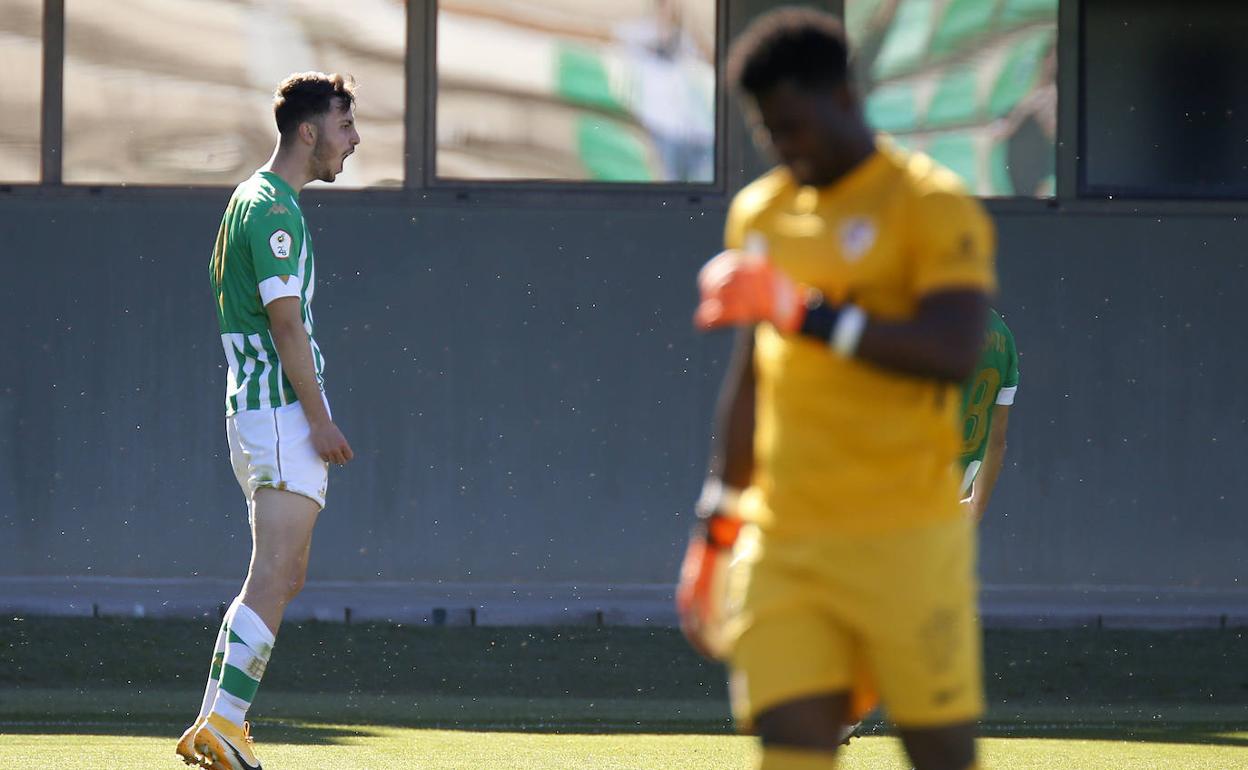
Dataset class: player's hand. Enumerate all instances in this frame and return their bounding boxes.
[311,421,354,465]
[676,512,743,660]
[694,250,804,333]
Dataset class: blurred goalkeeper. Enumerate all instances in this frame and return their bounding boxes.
[677,8,996,770]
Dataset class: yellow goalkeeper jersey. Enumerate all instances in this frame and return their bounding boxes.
[731,138,997,536]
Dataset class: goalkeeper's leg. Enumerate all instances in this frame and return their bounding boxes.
[756,692,852,768]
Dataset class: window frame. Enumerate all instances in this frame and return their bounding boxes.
[14,0,733,206]
[37,0,61,184]
[11,0,1248,214]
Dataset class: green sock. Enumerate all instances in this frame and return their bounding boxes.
[196,603,234,720]
[210,601,275,727]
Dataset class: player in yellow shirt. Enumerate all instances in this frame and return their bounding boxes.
[677,9,995,770]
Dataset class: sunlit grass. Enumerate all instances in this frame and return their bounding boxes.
[3,619,1246,768]
[4,725,1248,770]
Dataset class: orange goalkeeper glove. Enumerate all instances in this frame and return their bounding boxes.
[676,485,745,660]
[693,241,805,333]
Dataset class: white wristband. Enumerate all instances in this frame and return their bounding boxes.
[696,478,742,518]
[831,304,867,357]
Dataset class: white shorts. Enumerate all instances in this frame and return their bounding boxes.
[226,401,329,509]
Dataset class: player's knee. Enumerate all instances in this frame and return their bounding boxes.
[757,725,843,753]
[755,693,851,752]
[246,560,305,605]
[899,723,976,770]
[910,752,976,770]
[282,566,307,602]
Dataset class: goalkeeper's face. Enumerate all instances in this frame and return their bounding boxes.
[311,100,361,183]
[751,79,859,187]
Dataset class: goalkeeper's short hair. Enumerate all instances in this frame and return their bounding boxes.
[728,8,851,99]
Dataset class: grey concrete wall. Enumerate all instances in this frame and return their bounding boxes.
[0,192,728,584]
[0,192,1244,590]
[982,208,1248,590]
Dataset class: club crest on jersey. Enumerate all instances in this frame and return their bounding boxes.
[839,218,876,263]
[269,230,292,259]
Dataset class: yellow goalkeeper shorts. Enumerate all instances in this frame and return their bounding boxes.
[724,513,983,730]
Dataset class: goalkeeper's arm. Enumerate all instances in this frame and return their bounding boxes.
[704,327,755,501]
[677,328,754,659]
[694,249,987,382]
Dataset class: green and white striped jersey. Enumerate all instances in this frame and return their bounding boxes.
[209,170,324,415]
[959,308,1019,470]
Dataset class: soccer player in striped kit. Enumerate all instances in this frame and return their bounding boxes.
[178,71,359,770]
[959,308,1019,519]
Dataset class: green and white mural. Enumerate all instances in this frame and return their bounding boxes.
[848,0,1057,197]
[436,0,716,183]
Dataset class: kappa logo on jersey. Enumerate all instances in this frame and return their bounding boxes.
[269,230,292,259]
[268,202,290,216]
[840,218,876,263]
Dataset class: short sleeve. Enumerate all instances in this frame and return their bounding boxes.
[995,319,1019,404]
[911,190,997,296]
[1003,324,1020,390]
[998,321,1018,409]
[258,274,301,307]
[245,203,304,284]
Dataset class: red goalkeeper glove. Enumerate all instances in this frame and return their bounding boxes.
[676,500,744,660]
[693,245,805,333]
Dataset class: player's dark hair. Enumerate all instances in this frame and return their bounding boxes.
[274,72,356,137]
[727,7,850,98]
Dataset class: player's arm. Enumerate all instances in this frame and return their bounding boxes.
[705,327,756,498]
[971,320,1019,518]
[695,266,986,381]
[967,405,1009,520]
[821,187,994,379]
[698,195,758,502]
[813,289,987,381]
[677,328,754,660]
[694,190,994,381]
[247,208,352,465]
[266,297,353,465]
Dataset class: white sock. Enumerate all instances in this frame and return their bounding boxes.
[210,601,276,727]
[196,597,240,720]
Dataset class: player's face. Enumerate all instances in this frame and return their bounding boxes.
[311,100,361,183]
[752,80,857,187]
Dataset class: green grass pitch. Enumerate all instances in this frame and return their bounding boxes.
[2,618,1246,768]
